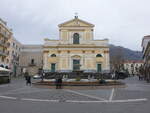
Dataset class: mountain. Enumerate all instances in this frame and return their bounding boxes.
[109,44,143,60]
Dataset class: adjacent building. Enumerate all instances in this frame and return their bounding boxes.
[43,16,110,73]
[142,35,150,63]
[19,45,43,75]
[123,60,144,75]
[0,18,23,76]
[0,18,12,68]
[142,35,150,81]
[143,42,150,66]
[9,37,22,76]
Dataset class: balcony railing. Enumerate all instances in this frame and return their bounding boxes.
[0,50,7,56]
[0,31,10,39]
[7,42,10,47]
[0,40,4,46]
[0,40,10,47]
[6,51,9,55]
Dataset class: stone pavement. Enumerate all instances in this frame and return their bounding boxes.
[0,76,150,113]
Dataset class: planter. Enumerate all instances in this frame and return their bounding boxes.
[34,79,124,86]
[0,76,10,84]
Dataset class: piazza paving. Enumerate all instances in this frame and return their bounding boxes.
[0,76,150,113]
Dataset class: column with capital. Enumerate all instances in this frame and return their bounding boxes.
[43,51,49,70]
[104,50,110,71]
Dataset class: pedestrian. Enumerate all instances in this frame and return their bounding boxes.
[139,74,142,81]
[27,75,31,86]
[115,70,119,79]
[24,71,28,85]
[55,77,59,89]
[58,77,62,89]
[41,72,44,82]
[24,71,31,86]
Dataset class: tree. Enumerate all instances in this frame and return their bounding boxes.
[110,48,124,72]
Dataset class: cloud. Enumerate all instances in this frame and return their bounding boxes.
[0,0,150,50]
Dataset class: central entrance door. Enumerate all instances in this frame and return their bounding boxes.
[73,59,80,71]
[97,64,102,72]
[51,63,56,72]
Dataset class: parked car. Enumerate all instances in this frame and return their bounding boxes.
[33,74,41,79]
[116,72,128,79]
[0,67,11,84]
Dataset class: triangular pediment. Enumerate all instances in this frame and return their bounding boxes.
[58,18,94,27]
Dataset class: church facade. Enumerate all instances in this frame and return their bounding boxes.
[43,16,110,73]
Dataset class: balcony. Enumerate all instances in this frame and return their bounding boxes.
[6,51,9,55]
[0,31,5,37]
[0,50,7,56]
[0,40,4,46]
[0,41,9,48]
[6,42,10,47]
[0,31,10,39]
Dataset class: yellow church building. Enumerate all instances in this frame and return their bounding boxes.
[43,16,110,73]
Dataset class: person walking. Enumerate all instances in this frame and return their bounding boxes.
[138,74,142,81]
[24,71,28,85]
[55,77,59,89]
[58,77,62,89]
[41,72,45,82]
[27,75,31,86]
[24,71,31,86]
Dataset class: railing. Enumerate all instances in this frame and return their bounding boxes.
[0,50,7,56]
[5,51,8,56]
[43,72,111,79]
[0,31,10,39]
[0,41,4,46]
[6,42,10,47]
[0,41,9,48]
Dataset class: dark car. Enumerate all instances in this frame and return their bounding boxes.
[115,72,128,79]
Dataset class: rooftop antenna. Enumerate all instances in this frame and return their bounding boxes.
[75,12,78,19]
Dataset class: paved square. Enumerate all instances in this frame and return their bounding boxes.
[0,77,150,113]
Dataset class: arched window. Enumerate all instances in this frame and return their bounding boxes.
[96,54,102,57]
[73,33,79,44]
[51,54,56,57]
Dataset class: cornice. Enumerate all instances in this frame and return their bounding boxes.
[43,45,109,48]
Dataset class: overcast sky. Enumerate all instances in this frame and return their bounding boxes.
[0,0,150,51]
